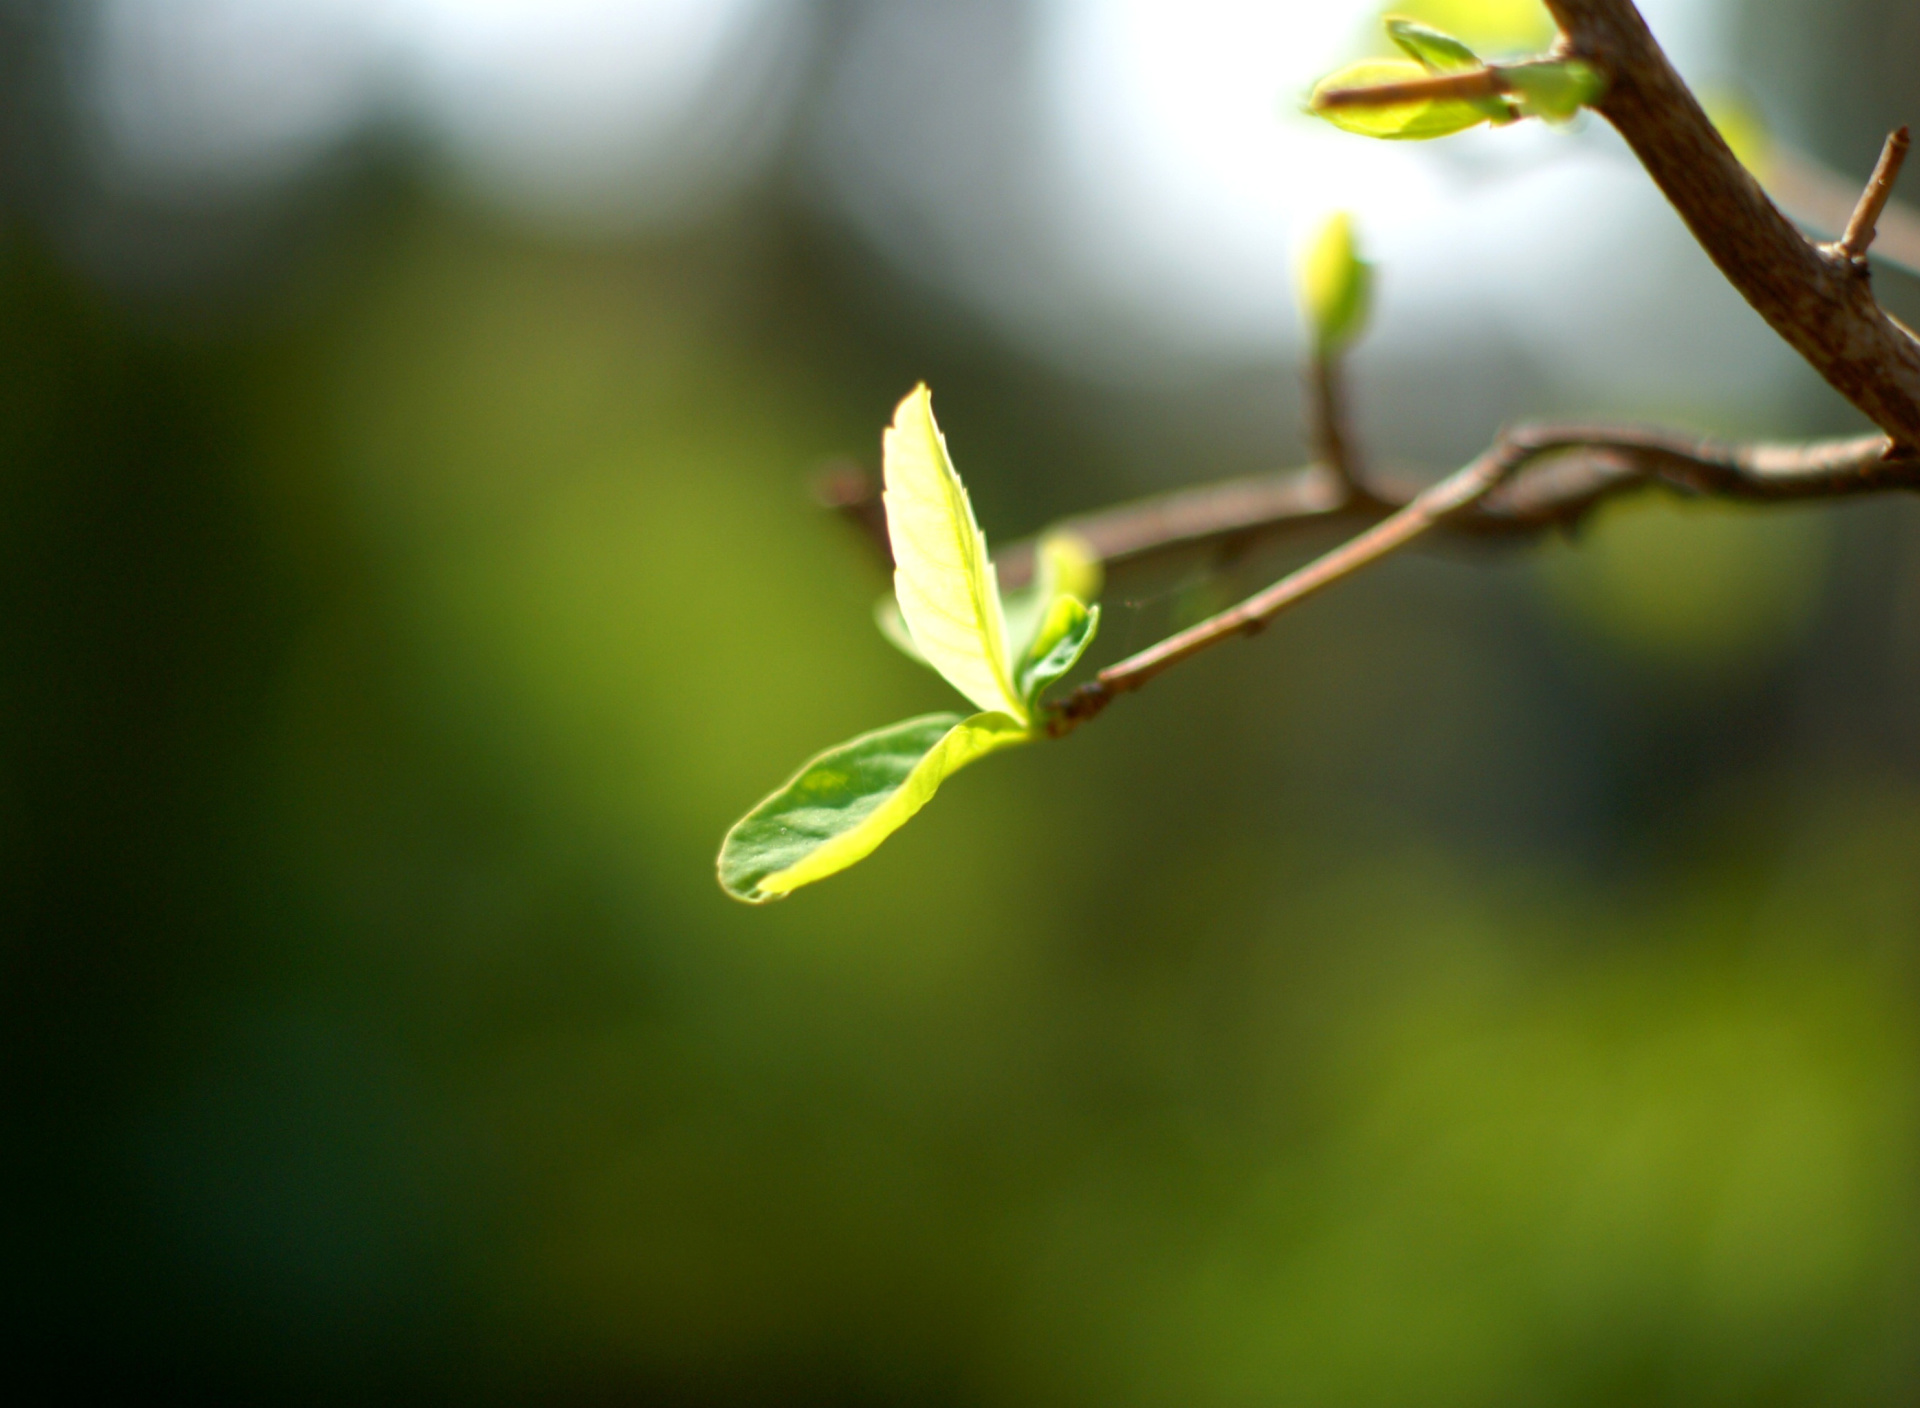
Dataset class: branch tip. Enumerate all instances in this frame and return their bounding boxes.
[1839,126,1911,261]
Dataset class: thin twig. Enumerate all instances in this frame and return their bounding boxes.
[1767,144,1920,278]
[1839,127,1911,260]
[1307,350,1377,502]
[1028,427,1909,580]
[1314,69,1506,110]
[1045,442,1523,735]
[819,425,1916,593]
[1040,424,1917,736]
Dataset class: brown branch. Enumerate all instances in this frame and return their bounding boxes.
[1839,127,1911,260]
[1315,69,1507,110]
[1767,144,1920,278]
[1040,424,1918,735]
[818,425,1916,594]
[1046,443,1524,735]
[1543,0,1920,447]
[1307,349,1380,503]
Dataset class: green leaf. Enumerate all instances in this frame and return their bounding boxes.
[1309,59,1493,141]
[718,711,1031,903]
[1501,58,1605,122]
[1385,15,1481,72]
[883,385,1027,725]
[1016,597,1100,705]
[1384,16,1518,123]
[1376,0,1554,55]
[880,527,1101,677]
[1001,530,1104,666]
[1299,211,1374,355]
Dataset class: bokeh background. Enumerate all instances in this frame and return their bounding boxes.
[7,0,1920,1401]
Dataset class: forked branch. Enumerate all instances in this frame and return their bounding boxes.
[820,0,1920,733]
[1041,425,1917,734]
[1544,0,1920,447]
[1839,127,1911,261]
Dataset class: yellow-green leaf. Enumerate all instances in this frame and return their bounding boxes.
[717,712,1030,902]
[880,528,1103,681]
[883,385,1027,723]
[1016,597,1099,705]
[1377,0,1554,55]
[1385,15,1482,72]
[1299,211,1374,354]
[1385,16,1517,123]
[1001,530,1104,667]
[1309,59,1493,141]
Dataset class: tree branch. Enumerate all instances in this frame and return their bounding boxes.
[1314,69,1507,110]
[1045,441,1526,735]
[1767,144,1920,278]
[1543,0,1920,447]
[818,423,1917,596]
[1040,424,1917,735]
[1839,127,1911,261]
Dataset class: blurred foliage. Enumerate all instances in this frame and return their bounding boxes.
[1539,494,1831,683]
[4,2,1920,1405]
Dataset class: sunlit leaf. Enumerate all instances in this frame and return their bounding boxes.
[1378,0,1554,55]
[883,385,1027,723]
[1309,59,1492,141]
[1385,16,1517,123]
[1016,597,1100,706]
[1386,16,1482,72]
[881,527,1102,677]
[1300,211,1374,354]
[1502,59,1605,123]
[1002,530,1104,665]
[718,711,1030,902]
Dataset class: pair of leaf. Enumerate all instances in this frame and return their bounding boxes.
[1310,16,1604,141]
[718,386,1101,903]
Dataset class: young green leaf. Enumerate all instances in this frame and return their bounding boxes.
[1309,59,1493,141]
[880,527,1102,674]
[1384,16,1517,123]
[718,711,1030,902]
[1299,212,1374,355]
[1385,15,1481,72]
[1016,597,1100,706]
[883,385,1028,724]
[1377,0,1554,55]
[1001,530,1104,666]
[1501,58,1605,123]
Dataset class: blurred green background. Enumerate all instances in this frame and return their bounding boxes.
[6,0,1920,1401]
